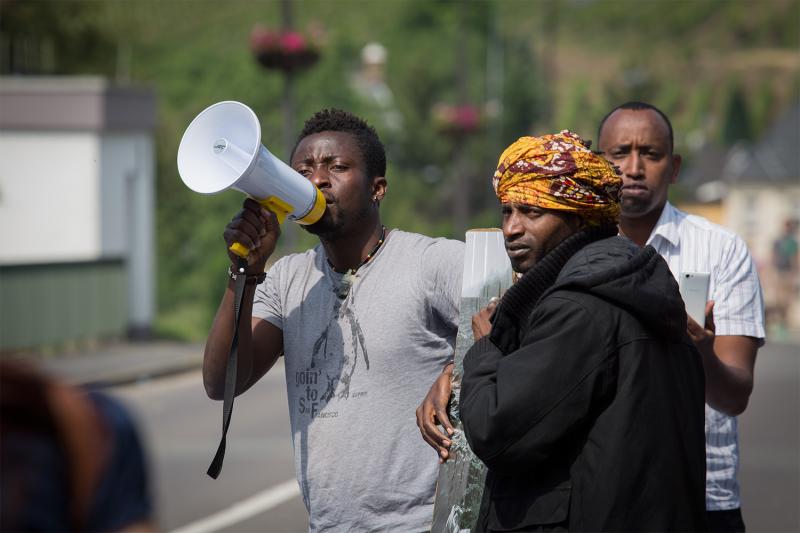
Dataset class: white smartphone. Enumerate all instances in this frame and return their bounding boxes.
[679,272,710,326]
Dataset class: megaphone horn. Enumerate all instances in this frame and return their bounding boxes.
[177,101,326,258]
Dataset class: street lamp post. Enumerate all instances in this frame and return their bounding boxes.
[250,0,322,252]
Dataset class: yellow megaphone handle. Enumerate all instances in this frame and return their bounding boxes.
[229,242,250,258]
[259,196,293,223]
[229,196,295,258]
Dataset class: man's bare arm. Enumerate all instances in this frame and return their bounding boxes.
[416,299,500,462]
[416,363,454,463]
[203,199,283,400]
[203,282,283,400]
[701,335,758,416]
[687,301,758,416]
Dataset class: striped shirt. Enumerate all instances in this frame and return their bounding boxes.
[646,201,766,511]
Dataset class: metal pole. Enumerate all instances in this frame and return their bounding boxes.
[453,0,470,236]
[280,0,298,251]
[281,0,295,159]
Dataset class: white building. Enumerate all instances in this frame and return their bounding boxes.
[0,76,156,351]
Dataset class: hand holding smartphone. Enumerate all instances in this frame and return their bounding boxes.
[679,272,710,326]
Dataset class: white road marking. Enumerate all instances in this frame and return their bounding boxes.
[169,479,301,533]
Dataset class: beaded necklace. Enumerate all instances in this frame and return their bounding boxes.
[329,225,387,299]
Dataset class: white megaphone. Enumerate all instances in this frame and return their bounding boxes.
[177,100,326,258]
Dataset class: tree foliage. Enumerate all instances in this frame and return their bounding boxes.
[1,0,797,339]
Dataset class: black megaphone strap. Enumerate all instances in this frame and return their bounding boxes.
[207,256,248,479]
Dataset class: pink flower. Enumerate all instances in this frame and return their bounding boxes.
[280,31,306,53]
[250,24,322,73]
[453,105,480,130]
[433,103,482,135]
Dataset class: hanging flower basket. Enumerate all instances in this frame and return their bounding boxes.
[250,25,322,74]
[432,103,484,137]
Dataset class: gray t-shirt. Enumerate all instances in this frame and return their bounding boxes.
[253,230,463,532]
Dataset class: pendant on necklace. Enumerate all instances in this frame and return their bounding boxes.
[337,269,356,299]
[331,226,387,300]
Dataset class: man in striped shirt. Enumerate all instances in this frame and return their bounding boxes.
[598,102,766,532]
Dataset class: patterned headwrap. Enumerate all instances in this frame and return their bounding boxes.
[492,130,622,225]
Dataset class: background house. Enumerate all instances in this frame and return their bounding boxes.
[722,105,799,259]
[0,76,156,352]
[678,104,800,331]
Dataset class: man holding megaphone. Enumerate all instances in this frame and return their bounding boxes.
[200,108,463,531]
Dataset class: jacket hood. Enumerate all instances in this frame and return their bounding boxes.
[490,227,686,354]
[490,225,616,353]
[549,236,686,340]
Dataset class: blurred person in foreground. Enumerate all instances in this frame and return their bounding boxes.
[598,102,765,532]
[0,360,154,532]
[203,109,462,531]
[456,131,706,531]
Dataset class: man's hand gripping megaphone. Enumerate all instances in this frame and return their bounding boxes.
[224,197,282,274]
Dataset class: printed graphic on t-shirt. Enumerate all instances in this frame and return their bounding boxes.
[294,294,369,419]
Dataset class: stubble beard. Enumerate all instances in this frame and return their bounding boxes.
[510,260,528,275]
[303,202,373,241]
[508,248,541,276]
[619,195,651,219]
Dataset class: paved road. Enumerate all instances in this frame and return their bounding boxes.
[106,341,799,533]
[738,340,799,533]
[110,361,309,533]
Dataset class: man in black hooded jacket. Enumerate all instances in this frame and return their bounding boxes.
[458,131,706,532]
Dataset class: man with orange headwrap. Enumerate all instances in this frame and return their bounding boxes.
[421,131,707,531]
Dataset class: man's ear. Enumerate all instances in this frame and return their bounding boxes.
[670,154,682,185]
[372,176,387,202]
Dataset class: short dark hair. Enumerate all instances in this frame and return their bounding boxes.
[598,101,674,151]
[293,108,387,179]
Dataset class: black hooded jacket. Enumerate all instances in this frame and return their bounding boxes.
[460,227,706,532]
